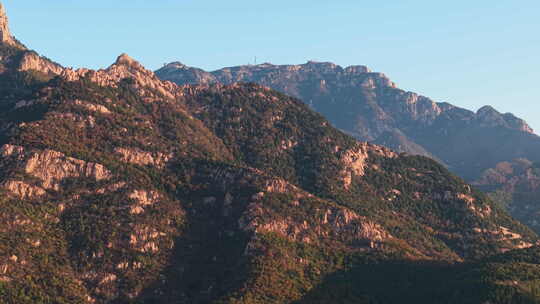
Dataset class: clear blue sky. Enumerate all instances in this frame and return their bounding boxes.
[5,1,540,132]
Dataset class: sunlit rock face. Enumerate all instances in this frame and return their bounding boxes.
[0,4,14,45]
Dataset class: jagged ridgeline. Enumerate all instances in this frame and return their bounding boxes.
[156,61,538,182]
[0,4,540,304]
[156,57,540,237]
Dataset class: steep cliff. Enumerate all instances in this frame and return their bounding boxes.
[0,4,18,47]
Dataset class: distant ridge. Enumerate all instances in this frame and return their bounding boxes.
[157,60,540,232]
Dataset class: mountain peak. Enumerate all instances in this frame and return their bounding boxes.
[0,3,14,45]
[475,105,534,134]
[115,53,139,66]
[477,105,499,115]
[163,61,189,69]
[111,53,148,73]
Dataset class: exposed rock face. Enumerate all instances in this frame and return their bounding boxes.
[62,54,182,101]
[0,144,24,158]
[128,225,163,253]
[237,176,391,248]
[115,147,172,169]
[340,144,369,189]
[18,52,64,75]
[96,182,126,195]
[240,199,390,247]
[339,142,399,189]
[263,177,303,194]
[473,226,534,252]
[4,180,46,199]
[0,4,14,46]
[128,190,161,215]
[0,4,65,78]
[1,144,111,196]
[73,99,111,114]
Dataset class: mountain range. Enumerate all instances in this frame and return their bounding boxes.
[1,3,540,303]
[156,59,540,233]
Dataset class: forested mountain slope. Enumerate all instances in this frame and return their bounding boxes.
[157,58,540,235]
[0,3,539,303]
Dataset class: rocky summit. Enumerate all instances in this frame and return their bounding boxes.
[157,60,540,235]
[0,4,13,46]
[1,4,540,304]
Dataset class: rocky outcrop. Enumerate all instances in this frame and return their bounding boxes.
[1,144,111,197]
[62,54,182,101]
[239,194,391,248]
[128,190,161,215]
[340,144,369,189]
[73,99,111,114]
[339,142,397,189]
[4,180,46,199]
[0,4,63,76]
[236,173,391,248]
[18,52,64,75]
[0,4,14,46]
[128,225,165,253]
[473,226,534,252]
[263,177,303,194]
[426,188,492,218]
[96,182,126,195]
[115,147,172,169]
[458,193,492,218]
[53,112,98,129]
